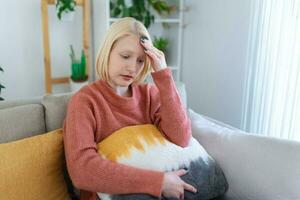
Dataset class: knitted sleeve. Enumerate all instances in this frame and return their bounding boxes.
[63,92,164,197]
[149,68,192,147]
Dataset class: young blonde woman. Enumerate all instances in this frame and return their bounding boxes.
[63,17,197,200]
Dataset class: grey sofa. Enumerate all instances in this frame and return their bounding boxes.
[0,82,299,200]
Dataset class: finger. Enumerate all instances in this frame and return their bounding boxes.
[140,40,160,54]
[140,38,151,48]
[152,47,164,58]
[179,190,184,200]
[140,40,164,60]
[174,169,188,177]
[183,182,197,193]
[144,49,159,61]
[149,45,163,57]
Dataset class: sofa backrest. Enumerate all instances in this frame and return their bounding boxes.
[0,81,187,143]
[0,92,73,144]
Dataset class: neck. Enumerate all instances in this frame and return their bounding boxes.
[106,81,132,97]
[115,86,132,97]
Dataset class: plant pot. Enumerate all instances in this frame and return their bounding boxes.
[70,78,88,92]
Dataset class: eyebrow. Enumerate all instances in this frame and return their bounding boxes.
[120,50,145,58]
[120,50,134,54]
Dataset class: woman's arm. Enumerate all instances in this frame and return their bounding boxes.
[140,36,191,147]
[63,93,164,197]
[149,68,192,147]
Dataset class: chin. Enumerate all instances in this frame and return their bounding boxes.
[113,81,128,88]
[118,78,134,86]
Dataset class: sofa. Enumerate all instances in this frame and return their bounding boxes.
[0,82,299,200]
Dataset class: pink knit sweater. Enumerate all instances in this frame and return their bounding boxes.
[63,68,192,200]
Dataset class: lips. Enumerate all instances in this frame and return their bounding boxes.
[121,75,133,80]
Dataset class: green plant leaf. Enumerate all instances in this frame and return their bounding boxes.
[111,7,121,17]
[56,0,76,20]
[0,64,4,100]
[144,13,151,28]
[117,0,125,6]
[0,84,5,94]
[135,0,144,11]
[122,7,130,17]
[110,0,171,28]
[147,0,173,16]
[153,36,168,53]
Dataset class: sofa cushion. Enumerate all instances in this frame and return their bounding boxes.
[42,93,73,132]
[0,129,70,200]
[0,104,46,143]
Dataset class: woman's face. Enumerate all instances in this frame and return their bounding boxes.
[107,34,146,89]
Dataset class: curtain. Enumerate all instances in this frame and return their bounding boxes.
[241,0,300,141]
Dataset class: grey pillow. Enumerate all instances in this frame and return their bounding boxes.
[109,158,228,200]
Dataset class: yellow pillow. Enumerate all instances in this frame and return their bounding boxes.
[0,129,70,200]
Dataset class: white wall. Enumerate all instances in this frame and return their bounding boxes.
[0,0,251,129]
[182,0,251,128]
[0,0,106,100]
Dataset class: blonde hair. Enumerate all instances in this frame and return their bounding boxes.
[96,17,153,85]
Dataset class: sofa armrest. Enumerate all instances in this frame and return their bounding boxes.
[188,109,300,200]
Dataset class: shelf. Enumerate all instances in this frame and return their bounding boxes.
[109,18,180,24]
[154,18,180,23]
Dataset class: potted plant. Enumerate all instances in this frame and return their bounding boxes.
[56,0,76,21]
[110,0,175,28]
[153,36,169,60]
[153,36,168,53]
[69,45,88,92]
[0,66,5,101]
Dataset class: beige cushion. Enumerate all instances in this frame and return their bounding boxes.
[0,129,70,200]
[42,93,73,131]
[0,104,46,143]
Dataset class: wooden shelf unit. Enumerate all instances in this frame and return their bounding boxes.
[41,0,90,93]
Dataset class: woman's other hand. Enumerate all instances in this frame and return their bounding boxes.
[140,36,167,72]
[162,169,197,200]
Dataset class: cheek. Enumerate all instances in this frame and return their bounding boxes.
[108,57,123,74]
[136,64,145,75]
[116,58,126,67]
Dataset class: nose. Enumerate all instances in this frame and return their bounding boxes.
[125,65,135,75]
[126,61,139,74]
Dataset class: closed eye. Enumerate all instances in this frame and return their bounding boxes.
[120,54,129,59]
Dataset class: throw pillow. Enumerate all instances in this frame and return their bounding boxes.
[96,124,228,200]
[0,129,70,200]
